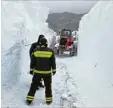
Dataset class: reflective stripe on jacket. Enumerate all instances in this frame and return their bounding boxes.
[30,69,56,74]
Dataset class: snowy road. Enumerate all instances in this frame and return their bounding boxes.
[2,45,113,107]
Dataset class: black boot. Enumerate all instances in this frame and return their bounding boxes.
[46,101,52,105]
[39,82,44,88]
[26,100,32,105]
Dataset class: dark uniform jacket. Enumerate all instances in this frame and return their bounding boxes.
[29,42,40,58]
[30,47,56,75]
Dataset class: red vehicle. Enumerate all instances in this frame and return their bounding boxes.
[54,29,77,56]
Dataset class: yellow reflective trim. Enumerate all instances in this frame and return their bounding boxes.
[46,99,51,101]
[46,97,52,99]
[46,97,52,101]
[52,69,56,72]
[27,96,34,99]
[27,98,33,101]
[41,45,45,47]
[34,51,52,58]
[34,70,52,74]
[46,99,52,101]
[30,69,34,71]
[35,55,50,58]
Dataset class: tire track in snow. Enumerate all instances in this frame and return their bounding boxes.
[53,61,77,108]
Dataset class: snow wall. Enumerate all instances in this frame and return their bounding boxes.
[77,0,113,107]
[1,1,55,88]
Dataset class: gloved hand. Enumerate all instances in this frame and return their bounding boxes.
[29,70,33,75]
[52,71,56,75]
[52,69,56,76]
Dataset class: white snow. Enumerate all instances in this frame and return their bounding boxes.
[77,0,113,107]
[1,0,113,108]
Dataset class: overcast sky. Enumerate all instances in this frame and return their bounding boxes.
[40,1,98,14]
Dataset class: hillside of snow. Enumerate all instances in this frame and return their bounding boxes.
[1,1,55,89]
[77,0,113,107]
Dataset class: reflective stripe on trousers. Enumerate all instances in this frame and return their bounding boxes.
[46,97,52,102]
[26,95,34,101]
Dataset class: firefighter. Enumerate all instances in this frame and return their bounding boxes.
[26,37,56,105]
[29,34,45,88]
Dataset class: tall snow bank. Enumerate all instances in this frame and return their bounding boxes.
[77,1,113,107]
[1,1,54,88]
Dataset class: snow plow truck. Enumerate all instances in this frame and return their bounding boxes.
[53,29,78,56]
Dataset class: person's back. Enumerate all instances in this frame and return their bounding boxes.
[31,47,55,74]
[30,38,56,74]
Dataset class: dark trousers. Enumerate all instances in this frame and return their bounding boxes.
[30,57,43,87]
[27,73,52,101]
